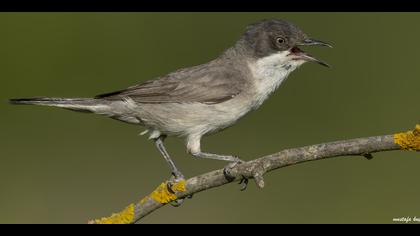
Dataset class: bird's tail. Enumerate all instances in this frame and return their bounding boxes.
[9,97,111,113]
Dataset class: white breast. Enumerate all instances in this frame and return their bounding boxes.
[248,51,304,109]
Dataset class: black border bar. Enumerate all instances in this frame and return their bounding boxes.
[0,0,419,12]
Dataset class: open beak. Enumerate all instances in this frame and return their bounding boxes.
[298,38,332,48]
[289,38,332,68]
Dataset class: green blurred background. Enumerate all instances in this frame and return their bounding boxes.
[1,13,420,224]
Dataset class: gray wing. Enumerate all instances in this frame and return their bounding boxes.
[96,65,245,105]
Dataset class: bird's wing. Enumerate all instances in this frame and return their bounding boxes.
[95,65,245,105]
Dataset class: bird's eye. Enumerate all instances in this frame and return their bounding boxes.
[276,37,286,44]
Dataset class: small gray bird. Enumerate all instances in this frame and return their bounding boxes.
[10,19,331,182]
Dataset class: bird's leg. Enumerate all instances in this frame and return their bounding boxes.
[187,136,243,162]
[191,152,244,163]
[154,136,186,207]
[154,136,184,182]
[186,136,247,190]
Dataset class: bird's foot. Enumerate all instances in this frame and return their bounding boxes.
[223,157,244,178]
[167,172,185,207]
[223,157,249,191]
[167,172,191,207]
[169,171,185,183]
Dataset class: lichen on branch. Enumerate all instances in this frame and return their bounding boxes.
[394,124,420,151]
[90,204,135,224]
[89,180,187,224]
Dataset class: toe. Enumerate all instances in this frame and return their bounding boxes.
[233,156,245,163]
[239,177,249,191]
[170,172,185,183]
[170,198,184,207]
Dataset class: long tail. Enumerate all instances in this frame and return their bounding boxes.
[9,97,111,113]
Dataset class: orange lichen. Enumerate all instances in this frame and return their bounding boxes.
[394,124,420,151]
[150,180,187,204]
[91,203,135,224]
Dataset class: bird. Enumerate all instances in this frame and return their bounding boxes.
[10,19,331,183]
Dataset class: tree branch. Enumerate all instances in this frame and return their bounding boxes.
[89,124,420,224]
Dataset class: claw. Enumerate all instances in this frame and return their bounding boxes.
[239,177,249,191]
[363,153,374,160]
[170,198,184,207]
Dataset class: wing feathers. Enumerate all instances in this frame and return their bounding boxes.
[96,64,244,105]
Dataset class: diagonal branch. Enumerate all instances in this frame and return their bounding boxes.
[89,124,420,224]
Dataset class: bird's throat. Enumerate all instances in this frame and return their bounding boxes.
[248,52,303,109]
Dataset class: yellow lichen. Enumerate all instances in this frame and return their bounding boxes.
[92,203,135,224]
[88,180,187,224]
[139,196,150,205]
[171,180,187,192]
[150,180,187,204]
[394,124,420,151]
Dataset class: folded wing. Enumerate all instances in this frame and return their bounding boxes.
[96,64,244,105]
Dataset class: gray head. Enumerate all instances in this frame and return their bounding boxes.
[240,19,331,67]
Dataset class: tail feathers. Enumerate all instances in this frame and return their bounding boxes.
[9,97,110,113]
[10,97,86,105]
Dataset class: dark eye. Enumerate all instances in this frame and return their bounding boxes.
[276,37,286,44]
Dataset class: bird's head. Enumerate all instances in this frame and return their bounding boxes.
[241,19,331,68]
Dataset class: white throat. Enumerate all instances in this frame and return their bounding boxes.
[248,51,305,109]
